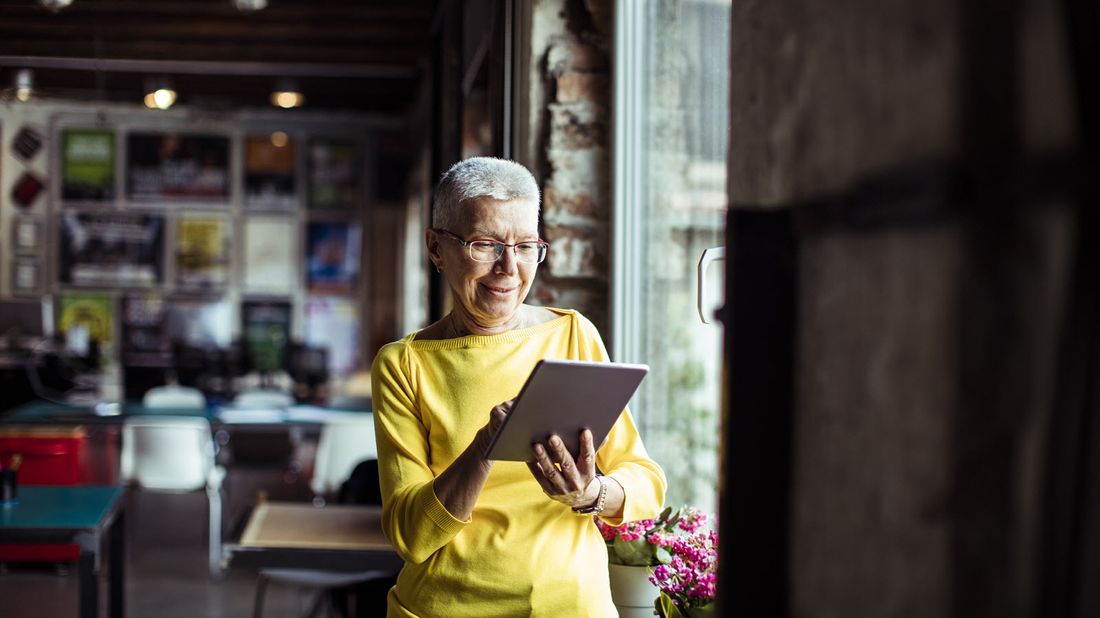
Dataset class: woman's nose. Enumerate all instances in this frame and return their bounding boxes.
[494,247,519,273]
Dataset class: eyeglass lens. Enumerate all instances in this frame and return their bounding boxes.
[468,240,547,264]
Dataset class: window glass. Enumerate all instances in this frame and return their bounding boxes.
[620,0,730,514]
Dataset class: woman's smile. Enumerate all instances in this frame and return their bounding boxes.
[481,282,517,296]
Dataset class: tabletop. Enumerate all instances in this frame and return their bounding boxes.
[228,501,401,572]
[1,401,370,426]
[241,502,390,549]
[0,485,124,531]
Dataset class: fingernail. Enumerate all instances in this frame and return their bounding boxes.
[550,436,561,446]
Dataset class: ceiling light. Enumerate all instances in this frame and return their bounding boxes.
[39,0,74,12]
[234,0,267,12]
[144,77,177,110]
[270,80,305,109]
[14,69,33,102]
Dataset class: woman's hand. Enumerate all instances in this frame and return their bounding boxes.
[472,400,512,458]
[527,429,601,509]
[433,399,513,521]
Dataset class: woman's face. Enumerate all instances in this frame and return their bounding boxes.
[429,196,541,330]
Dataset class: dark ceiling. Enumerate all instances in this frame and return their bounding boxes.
[0,0,437,117]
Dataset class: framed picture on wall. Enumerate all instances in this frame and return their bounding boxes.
[58,212,165,287]
[127,132,230,202]
[243,216,297,294]
[245,133,297,210]
[120,295,170,365]
[307,138,360,211]
[304,296,360,379]
[175,215,229,291]
[164,298,232,349]
[241,300,292,375]
[11,259,42,296]
[61,128,116,201]
[11,217,42,254]
[12,126,44,161]
[57,293,115,348]
[306,221,361,294]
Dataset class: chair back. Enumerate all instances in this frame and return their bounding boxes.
[143,384,206,409]
[233,388,294,409]
[120,416,216,491]
[310,415,377,496]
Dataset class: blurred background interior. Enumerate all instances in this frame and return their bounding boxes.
[1,0,1099,617]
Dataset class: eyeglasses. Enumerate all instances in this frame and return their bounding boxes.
[434,229,549,264]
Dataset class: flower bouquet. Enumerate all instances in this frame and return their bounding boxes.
[596,507,718,617]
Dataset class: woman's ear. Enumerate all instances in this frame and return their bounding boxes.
[426,228,443,271]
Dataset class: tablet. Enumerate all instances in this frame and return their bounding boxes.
[483,359,649,462]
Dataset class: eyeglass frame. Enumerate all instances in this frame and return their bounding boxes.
[432,228,550,264]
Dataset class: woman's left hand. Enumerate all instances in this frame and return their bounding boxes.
[527,429,601,509]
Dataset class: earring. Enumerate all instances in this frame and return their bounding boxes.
[435,264,443,273]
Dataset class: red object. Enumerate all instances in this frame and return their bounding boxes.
[0,426,87,562]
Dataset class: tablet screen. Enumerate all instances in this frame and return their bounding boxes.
[483,359,649,462]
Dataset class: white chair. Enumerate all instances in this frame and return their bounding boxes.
[142,384,206,409]
[253,415,389,618]
[233,388,295,409]
[310,415,377,498]
[120,416,226,577]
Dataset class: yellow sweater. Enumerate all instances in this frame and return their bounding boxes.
[371,308,666,618]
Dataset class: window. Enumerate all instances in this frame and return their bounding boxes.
[613,0,730,514]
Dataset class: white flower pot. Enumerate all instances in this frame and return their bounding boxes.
[608,563,659,617]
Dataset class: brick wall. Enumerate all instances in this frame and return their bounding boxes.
[527,0,612,336]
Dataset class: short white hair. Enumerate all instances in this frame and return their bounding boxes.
[432,157,540,230]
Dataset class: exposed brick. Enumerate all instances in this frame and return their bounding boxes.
[543,224,609,278]
[547,38,609,76]
[528,281,608,336]
[582,0,612,37]
[556,71,609,104]
[549,102,607,150]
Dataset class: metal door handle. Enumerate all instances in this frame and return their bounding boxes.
[697,246,726,324]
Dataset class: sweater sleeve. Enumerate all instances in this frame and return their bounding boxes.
[597,407,667,525]
[371,342,468,564]
[573,313,668,525]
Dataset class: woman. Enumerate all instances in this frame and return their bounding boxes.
[372,157,666,617]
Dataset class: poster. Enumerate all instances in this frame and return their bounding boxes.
[241,300,292,374]
[164,299,232,349]
[58,212,164,287]
[57,293,114,346]
[308,139,360,210]
[176,216,229,290]
[306,221,361,294]
[304,296,359,378]
[62,128,115,201]
[12,126,43,161]
[245,134,297,210]
[121,295,170,365]
[243,216,297,293]
[127,132,230,202]
[11,171,44,209]
[12,259,41,296]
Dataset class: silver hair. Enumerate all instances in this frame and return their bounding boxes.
[432,157,540,230]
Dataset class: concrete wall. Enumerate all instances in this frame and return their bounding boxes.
[728,0,1083,616]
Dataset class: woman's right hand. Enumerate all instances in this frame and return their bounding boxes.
[472,400,513,459]
[433,399,513,520]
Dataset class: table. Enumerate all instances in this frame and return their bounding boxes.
[0,485,126,618]
[225,502,401,572]
[1,401,369,429]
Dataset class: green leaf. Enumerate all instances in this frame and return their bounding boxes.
[613,536,658,566]
[655,546,673,564]
[656,593,683,618]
